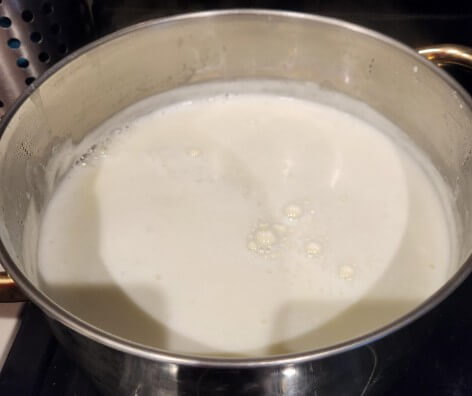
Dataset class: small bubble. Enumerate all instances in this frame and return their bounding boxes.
[255,229,278,247]
[413,65,418,73]
[187,147,201,158]
[305,240,322,258]
[247,223,282,256]
[247,241,257,251]
[284,203,303,220]
[339,265,355,280]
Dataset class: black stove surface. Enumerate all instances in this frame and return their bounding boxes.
[1,2,472,395]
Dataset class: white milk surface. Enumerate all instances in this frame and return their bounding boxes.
[37,81,456,357]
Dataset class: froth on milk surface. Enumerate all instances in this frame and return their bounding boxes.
[37,80,457,357]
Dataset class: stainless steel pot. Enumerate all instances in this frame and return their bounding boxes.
[1,10,472,396]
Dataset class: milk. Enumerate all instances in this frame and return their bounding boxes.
[37,81,456,357]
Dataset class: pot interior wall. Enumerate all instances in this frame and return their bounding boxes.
[0,12,471,290]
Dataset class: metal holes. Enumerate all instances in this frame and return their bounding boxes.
[7,38,21,49]
[25,77,35,86]
[21,10,34,23]
[38,52,50,63]
[30,31,42,43]
[0,16,11,28]
[16,57,29,68]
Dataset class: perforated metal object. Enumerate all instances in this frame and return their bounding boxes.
[0,0,94,117]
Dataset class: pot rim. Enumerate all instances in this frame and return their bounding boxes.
[1,8,472,368]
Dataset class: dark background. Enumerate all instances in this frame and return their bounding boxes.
[92,0,472,46]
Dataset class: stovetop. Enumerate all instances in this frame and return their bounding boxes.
[0,1,472,395]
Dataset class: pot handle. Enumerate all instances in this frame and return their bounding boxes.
[417,44,472,69]
[0,271,26,302]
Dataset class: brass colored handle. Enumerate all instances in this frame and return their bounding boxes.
[418,44,472,69]
[0,271,26,302]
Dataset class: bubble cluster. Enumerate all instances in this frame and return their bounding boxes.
[74,143,109,167]
[73,126,125,168]
[247,201,325,261]
[74,144,97,167]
